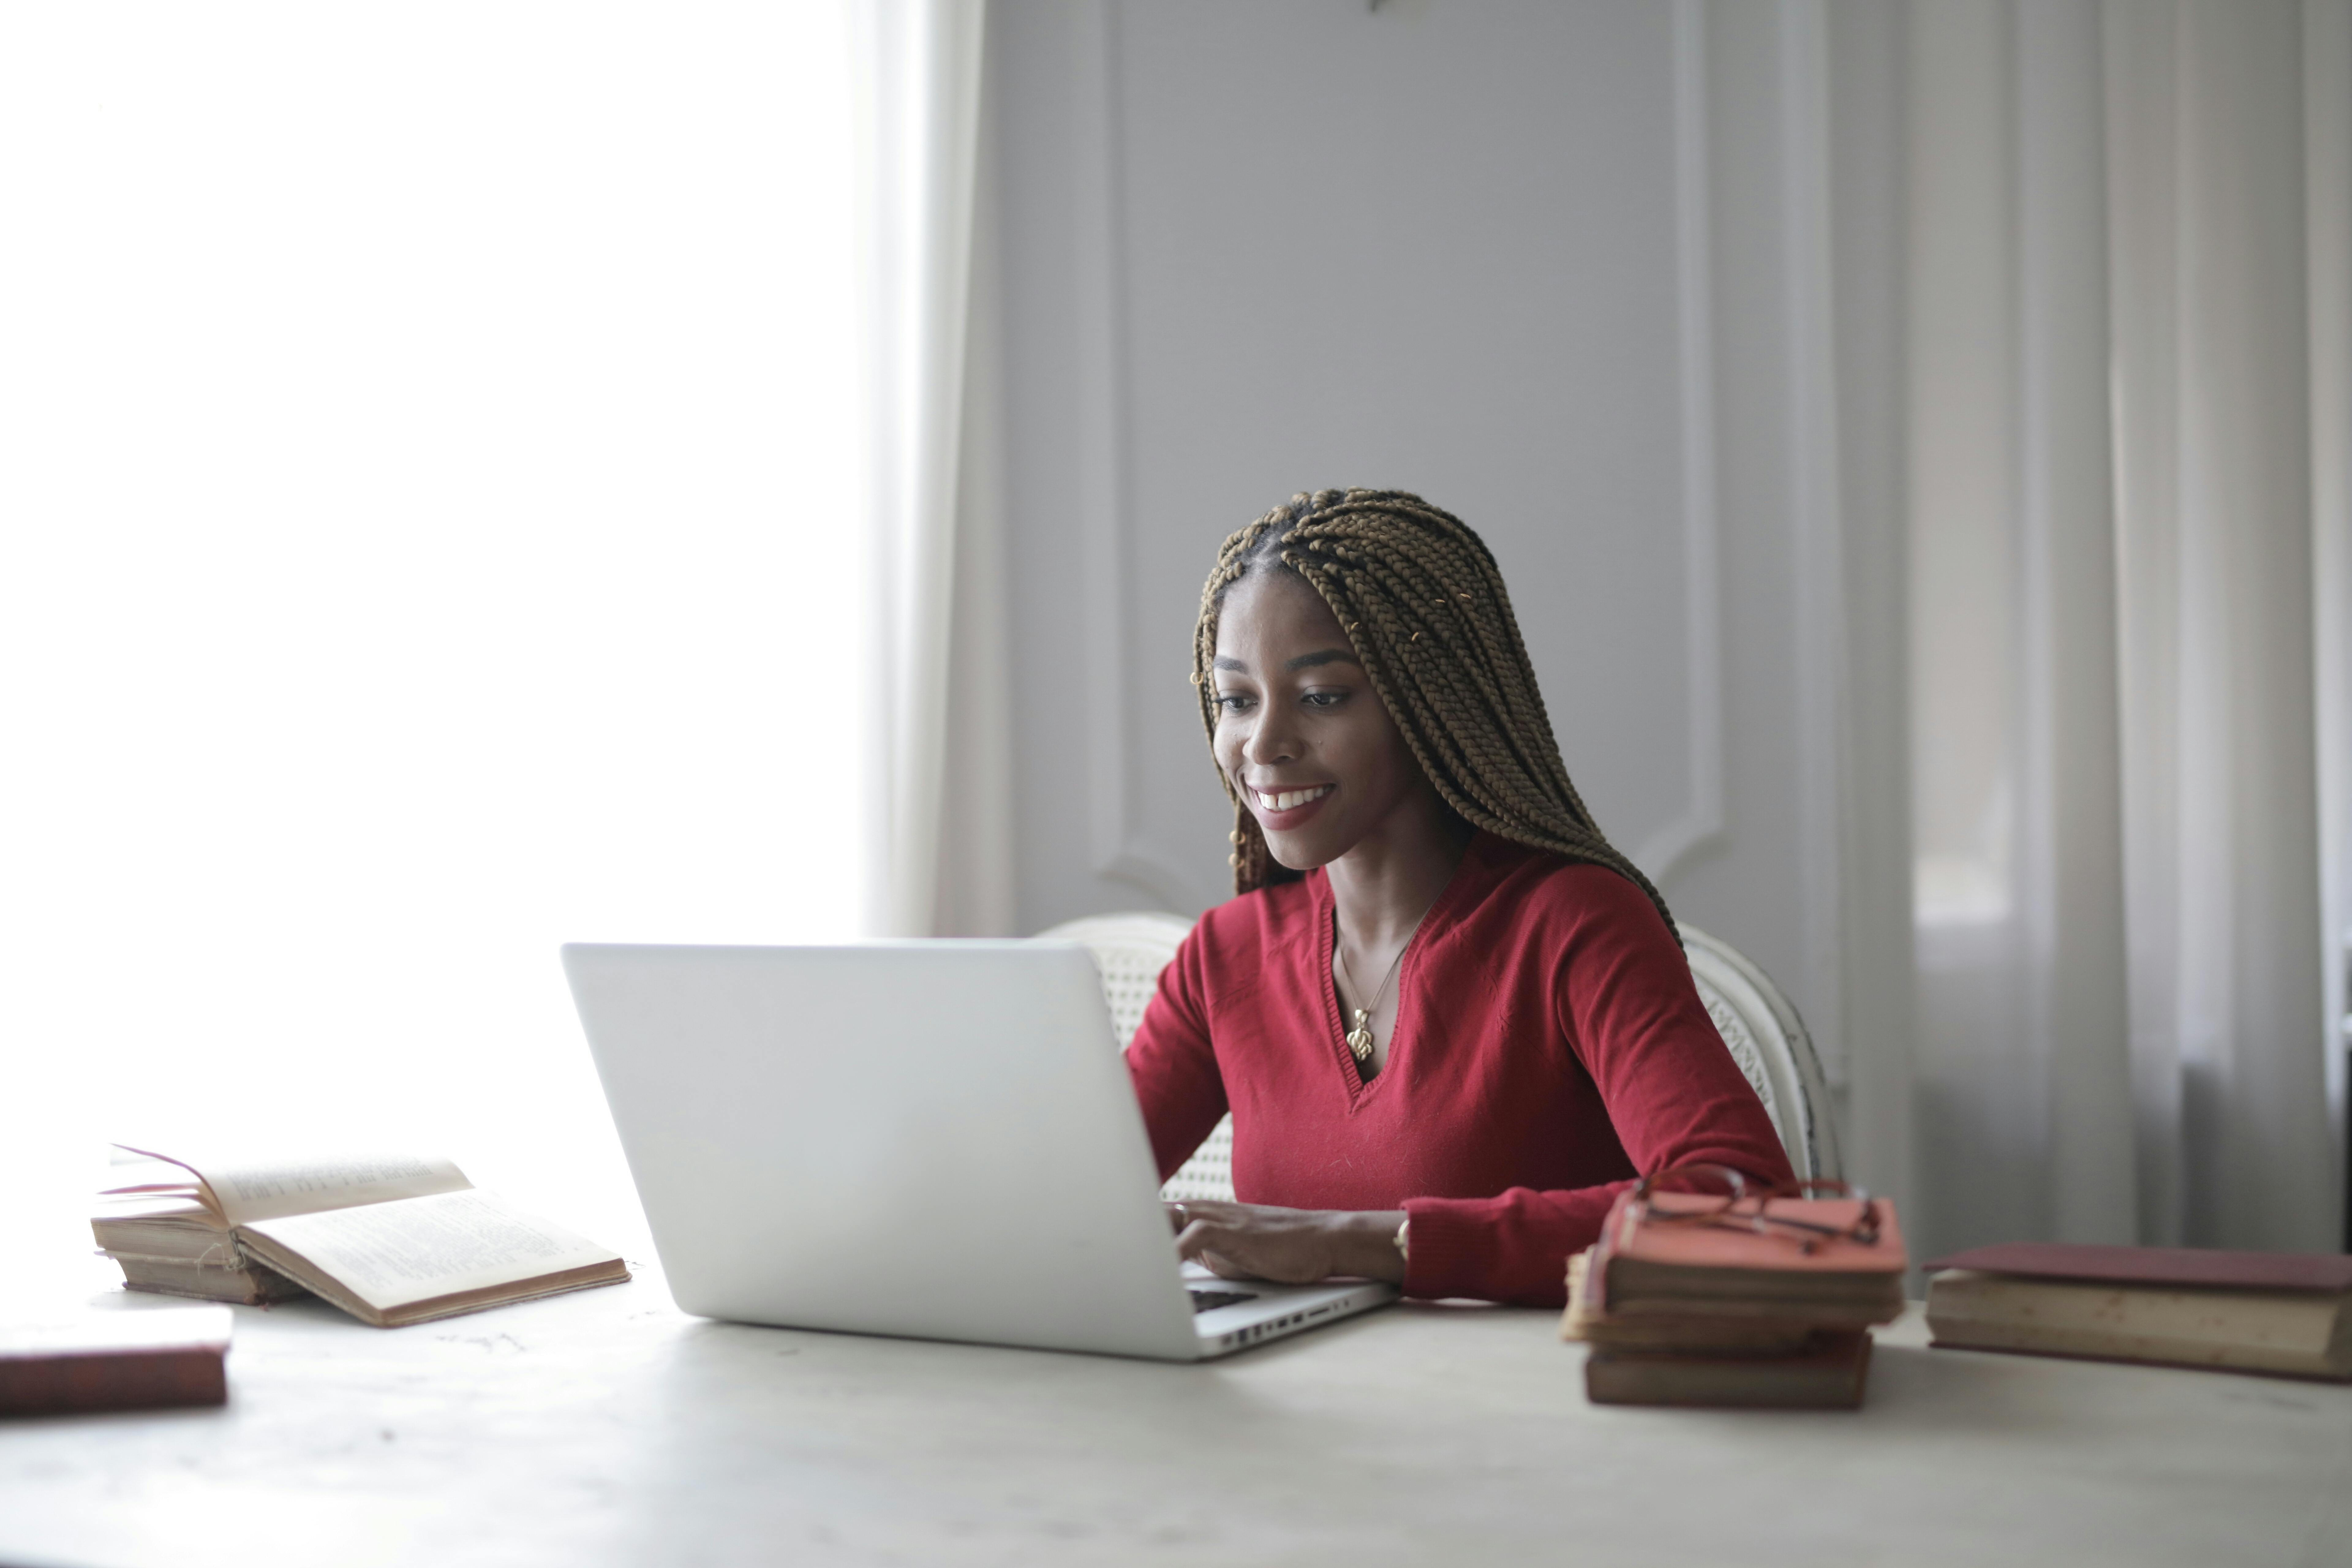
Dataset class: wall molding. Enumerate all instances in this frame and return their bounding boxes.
[1778,0,1850,1079]
[1633,0,1731,892]
[1072,0,1201,911]
[1076,0,1732,912]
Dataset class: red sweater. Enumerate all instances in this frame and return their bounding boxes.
[1125,832,1794,1306]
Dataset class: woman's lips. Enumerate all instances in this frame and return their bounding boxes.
[1250,782,1335,828]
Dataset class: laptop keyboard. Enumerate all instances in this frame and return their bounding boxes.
[1188,1288,1259,1314]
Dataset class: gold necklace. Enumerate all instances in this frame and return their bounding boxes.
[1336,914,1424,1064]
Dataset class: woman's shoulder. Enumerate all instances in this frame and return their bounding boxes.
[1166,875,1318,994]
[1457,834,1677,949]
[1190,874,1320,953]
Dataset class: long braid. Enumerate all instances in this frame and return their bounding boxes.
[1192,488,1674,932]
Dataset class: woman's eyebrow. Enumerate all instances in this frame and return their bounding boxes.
[1285,648,1360,671]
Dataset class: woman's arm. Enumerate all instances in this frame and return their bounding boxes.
[1399,885,1794,1305]
[1129,921,1414,1285]
[1121,929,1231,1182]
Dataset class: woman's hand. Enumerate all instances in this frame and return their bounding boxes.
[1166,1200,1407,1286]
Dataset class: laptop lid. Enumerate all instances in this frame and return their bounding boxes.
[562,940,1205,1360]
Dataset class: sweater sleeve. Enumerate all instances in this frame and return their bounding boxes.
[1400,876,1796,1306]
[1122,926,1230,1184]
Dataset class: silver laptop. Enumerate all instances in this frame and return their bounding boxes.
[561,940,1396,1360]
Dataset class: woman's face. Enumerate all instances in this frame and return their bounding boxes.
[1210,568,1438,871]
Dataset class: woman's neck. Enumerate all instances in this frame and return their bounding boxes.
[1322,792,1475,947]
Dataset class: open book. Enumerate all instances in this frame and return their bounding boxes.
[92,1146,629,1327]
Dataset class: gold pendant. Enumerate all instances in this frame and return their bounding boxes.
[1347,1010,1374,1062]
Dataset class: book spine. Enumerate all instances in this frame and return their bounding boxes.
[1584,1337,1871,1408]
[0,1348,228,1415]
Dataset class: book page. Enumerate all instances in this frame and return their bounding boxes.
[115,1145,472,1224]
[92,1191,220,1224]
[238,1189,621,1312]
[99,1150,206,1198]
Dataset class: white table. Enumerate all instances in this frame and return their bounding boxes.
[4,1252,2350,1568]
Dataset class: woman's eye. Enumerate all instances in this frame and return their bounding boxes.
[1214,693,1254,713]
[1302,690,1346,709]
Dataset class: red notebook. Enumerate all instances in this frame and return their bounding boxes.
[1925,1242,2352,1294]
[1,1306,231,1416]
[1597,1190,1906,1287]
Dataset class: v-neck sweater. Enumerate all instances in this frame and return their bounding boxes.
[1124,831,1794,1306]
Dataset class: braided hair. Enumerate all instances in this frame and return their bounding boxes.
[1192,487,1673,932]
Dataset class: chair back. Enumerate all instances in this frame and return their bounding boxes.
[1034,912,1196,1046]
[1034,912,1234,1201]
[1038,911,1841,1200]
[1676,923,1842,1182]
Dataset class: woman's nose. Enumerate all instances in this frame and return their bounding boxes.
[1243,708,1301,766]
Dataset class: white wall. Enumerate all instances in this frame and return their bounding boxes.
[976,0,1913,1199]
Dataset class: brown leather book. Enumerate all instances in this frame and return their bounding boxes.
[1561,1248,1825,1354]
[1585,1331,1873,1409]
[0,1307,231,1416]
[1926,1243,2352,1380]
[112,1256,310,1306]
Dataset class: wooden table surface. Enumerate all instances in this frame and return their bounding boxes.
[4,1247,2350,1568]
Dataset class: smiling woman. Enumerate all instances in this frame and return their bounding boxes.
[1130,490,1792,1306]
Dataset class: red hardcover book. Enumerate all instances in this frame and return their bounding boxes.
[1594,1187,1909,1326]
[0,1307,232,1416]
[1925,1242,2352,1293]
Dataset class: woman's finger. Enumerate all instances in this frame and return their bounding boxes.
[1176,1218,1287,1282]
[1174,1218,1251,1278]
[1175,1218,1243,1271]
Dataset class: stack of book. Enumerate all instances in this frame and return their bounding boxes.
[92,1144,630,1328]
[1563,1181,1908,1408]
[1926,1242,2352,1381]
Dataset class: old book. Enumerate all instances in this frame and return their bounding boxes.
[1,1307,232,1415]
[1592,1188,1909,1329]
[1926,1242,2352,1381]
[112,1256,310,1306]
[92,1146,629,1328]
[1561,1249,1823,1354]
[1568,1187,1905,1411]
[1585,1331,1872,1409]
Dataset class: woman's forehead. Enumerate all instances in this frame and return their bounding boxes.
[1214,570,1347,661]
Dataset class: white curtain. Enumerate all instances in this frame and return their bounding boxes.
[854,0,990,938]
[1904,0,2348,1257]
[0,5,869,1239]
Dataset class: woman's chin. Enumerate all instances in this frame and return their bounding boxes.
[1260,827,1349,873]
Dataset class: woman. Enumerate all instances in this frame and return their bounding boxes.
[1126,489,1792,1307]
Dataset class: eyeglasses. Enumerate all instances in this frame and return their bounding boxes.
[1630,1162,1883,1253]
